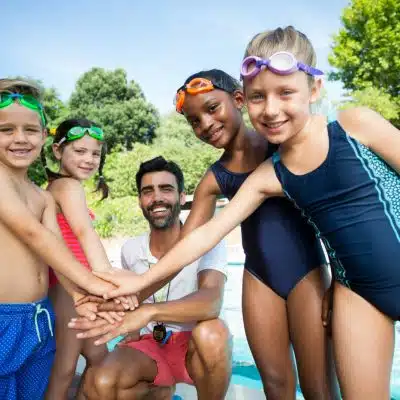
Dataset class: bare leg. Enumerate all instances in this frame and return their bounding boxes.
[332,282,394,399]
[185,319,232,400]
[46,285,83,400]
[242,270,296,400]
[83,346,173,400]
[75,339,108,399]
[287,266,340,399]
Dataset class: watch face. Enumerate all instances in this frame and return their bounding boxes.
[153,324,167,342]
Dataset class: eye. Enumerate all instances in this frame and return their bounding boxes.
[248,92,264,102]
[208,103,219,113]
[93,152,101,158]
[75,149,85,154]
[281,89,294,96]
[26,127,40,133]
[0,127,13,134]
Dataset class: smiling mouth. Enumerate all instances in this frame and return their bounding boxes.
[9,149,32,156]
[150,206,170,215]
[262,121,288,129]
[207,126,223,142]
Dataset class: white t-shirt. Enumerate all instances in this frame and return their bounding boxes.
[121,232,227,334]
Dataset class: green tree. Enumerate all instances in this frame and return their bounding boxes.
[329,0,400,99]
[42,87,69,127]
[338,86,399,122]
[69,68,159,150]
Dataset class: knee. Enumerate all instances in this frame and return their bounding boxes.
[89,366,119,398]
[191,319,232,366]
[258,364,295,398]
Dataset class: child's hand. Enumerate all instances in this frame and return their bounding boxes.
[97,311,125,324]
[74,294,105,308]
[86,275,118,297]
[75,301,99,321]
[116,295,139,311]
[92,270,146,299]
[69,304,154,345]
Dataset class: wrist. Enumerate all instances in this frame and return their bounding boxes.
[142,303,160,322]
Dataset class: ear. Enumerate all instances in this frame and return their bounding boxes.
[52,143,63,161]
[180,191,186,207]
[232,89,245,110]
[310,78,323,104]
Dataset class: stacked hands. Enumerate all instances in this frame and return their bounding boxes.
[69,269,149,346]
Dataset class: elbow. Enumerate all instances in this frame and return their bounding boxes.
[204,295,224,320]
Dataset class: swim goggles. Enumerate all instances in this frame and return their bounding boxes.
[57,126,105,145]
[0,92,46,125]
[174,78,224,114]
[240,51,324,79]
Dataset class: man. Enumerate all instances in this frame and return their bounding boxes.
[75,156,231,400]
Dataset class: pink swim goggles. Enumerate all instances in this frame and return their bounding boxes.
[240,51,324,79]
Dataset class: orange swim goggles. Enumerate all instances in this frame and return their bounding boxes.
[174,78,222,114]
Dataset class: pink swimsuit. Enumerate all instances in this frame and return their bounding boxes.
[48,211,95,288]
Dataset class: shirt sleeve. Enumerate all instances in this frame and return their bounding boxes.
[197,239,228,277]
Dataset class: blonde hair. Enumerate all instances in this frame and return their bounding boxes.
[0,78,42,100]
[244,26,317,85]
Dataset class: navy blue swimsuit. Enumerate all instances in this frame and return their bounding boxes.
[211,157,321,299]
[273,119,400,319]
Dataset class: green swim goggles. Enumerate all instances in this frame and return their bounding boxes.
[0,92,46,126]
[57,126,105,145]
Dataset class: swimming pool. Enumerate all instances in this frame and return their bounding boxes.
[224,262,400,399]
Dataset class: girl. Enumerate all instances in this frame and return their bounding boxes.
[44,119,135,400]
[84,26,400,398]
[174,69,336,399]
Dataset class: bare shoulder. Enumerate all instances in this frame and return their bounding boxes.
[49,177,83,193]
[337,107,392,146]
[195,169,221,196]
[48,177,84,202]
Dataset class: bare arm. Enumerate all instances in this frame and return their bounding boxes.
[70,269,226,344]
[49,178,112,272]
[151,269,225,323]
[339,107,400,173]
[0,170,112,295]
[41,190,84,301]
[95,160,283,298]
[181,170,221,236]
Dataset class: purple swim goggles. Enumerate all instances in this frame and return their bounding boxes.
[240,51,324,79]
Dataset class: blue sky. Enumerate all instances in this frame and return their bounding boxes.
[3,0,350,114]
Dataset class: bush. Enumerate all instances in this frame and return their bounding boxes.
[104,142,221,198]
[88,194,148,238]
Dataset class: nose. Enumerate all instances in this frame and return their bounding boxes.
[13,128,29,143]
[83,153,96,165]
[263,96,280,119]
[153,188,164,202]
[199,114,214,138]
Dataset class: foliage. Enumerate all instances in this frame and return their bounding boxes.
[329,0,400,99]
[68,68,159,150]
[88,195,148,238]
[104,141,221,199]
[338,86,399,122]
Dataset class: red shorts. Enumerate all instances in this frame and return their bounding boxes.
[120,331,194,387]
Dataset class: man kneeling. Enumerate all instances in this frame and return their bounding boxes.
[79,157,231,400]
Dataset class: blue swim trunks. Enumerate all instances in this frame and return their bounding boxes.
[0,297,56,400]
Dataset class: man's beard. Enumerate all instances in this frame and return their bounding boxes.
[142,201,181,230]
